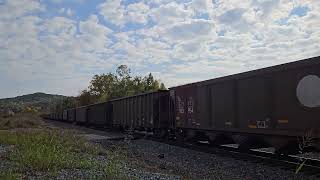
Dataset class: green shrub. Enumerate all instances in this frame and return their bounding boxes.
[0,171,21,180]
[0,112,43,130]
[0,130,102,172]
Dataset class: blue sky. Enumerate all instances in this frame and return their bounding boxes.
[0,0,319,98]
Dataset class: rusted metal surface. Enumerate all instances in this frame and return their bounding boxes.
[171,56,320,137]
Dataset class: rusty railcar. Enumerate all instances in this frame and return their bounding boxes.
[87,102,112,127]
[111,90,170,136]
[67,108,76,123]
[170,56,320,151]
[75,106,88,124]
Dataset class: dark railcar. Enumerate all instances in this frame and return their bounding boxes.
[111,90,170,136]
[75,106,88,124]
[58,112,63,121]
[63,110,68,121]
[67,109,76,123]
[171,56,320,150]
[87,102,112,127]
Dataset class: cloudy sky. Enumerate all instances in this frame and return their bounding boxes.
[0,0,319,98]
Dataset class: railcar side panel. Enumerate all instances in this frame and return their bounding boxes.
[174,85,198,129]
[209,81,236,129]
[110,91,170,130]
[196,86,210,129]
[274,66,320,132]
[237,76,272,130]
[159,92,170,128]
[171,56,320,138]
[137,95,141,127]
[63,110,68,121]
[67,109,76,122]
[87,103,107,126]
[76,107,87,123]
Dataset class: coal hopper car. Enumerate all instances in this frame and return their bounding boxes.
[86,102,113,128]
[75,106,88,125]
[111,90,170,137]
[67,108,76,123]
[170,56,320,152]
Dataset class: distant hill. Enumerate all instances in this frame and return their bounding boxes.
[0,93,67,113]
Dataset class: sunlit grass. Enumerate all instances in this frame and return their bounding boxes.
[0,130,104,172]
[0,113,127,179]
[0,112,44,130]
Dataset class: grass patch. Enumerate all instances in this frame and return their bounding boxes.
[0,112,44,130]
[103,152,124,180]
[0,113,126,179]
[0,130,104,172]
[0,170,21,180]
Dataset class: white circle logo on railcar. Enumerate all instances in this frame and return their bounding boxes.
[296,75,320,108]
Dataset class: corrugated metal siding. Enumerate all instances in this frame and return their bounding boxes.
[237,76,272,130]
[67,109,76,122]
[209,81,236,129]
[171,56,320,137]
[63,110,68,121]
[197,86,210,129]
[110,91,170,129]
[87,103,107,126]
[174,85,198,129]
[76,107,87,123]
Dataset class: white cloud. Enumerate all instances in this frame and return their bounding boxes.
[99,0,125,26]
[126,2,150,24]
[49,0,84,4]
[0,0,43,20]
[1,0,320,98]
[150,2,193,25]
[190,0,214,15]
[59,8,74,16]
[164,19,216,42]
[99,0,150,26]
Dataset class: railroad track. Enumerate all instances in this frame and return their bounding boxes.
[214,145,320,177]
[47,120,320,178]
[137,134,320,178]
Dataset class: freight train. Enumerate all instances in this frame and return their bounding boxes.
[49,56,320,154]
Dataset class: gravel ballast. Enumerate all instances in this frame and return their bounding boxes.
[6,120,318,180]
[101,139,320,180]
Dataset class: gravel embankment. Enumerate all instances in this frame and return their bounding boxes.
[99,139,320,180]
[9,120,318,180]
[0,141,181,180]
[0,145,16,171]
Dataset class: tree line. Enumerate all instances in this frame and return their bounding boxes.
[51,65,166,113]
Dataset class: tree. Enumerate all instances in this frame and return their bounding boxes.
[88,73,116,97]
[50,97,77,113]
[77,65,166,104]
[78,90,95,106]
[116,65,131,79]
[160,83,166,90]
